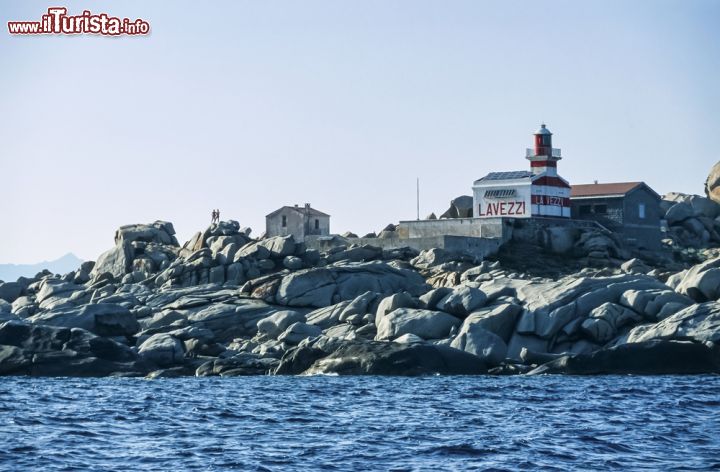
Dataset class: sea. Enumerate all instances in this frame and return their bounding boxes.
[0,375,718,471]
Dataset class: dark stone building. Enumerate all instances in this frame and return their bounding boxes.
[570,182,662,249]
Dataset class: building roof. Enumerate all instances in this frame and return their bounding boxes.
[535,123,552,135]
[266,205,330,218]
[571,182,660,199]
[474,170,533,184]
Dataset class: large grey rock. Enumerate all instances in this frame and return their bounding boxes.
[665,202,695,225]
[0,282,23,303]
[283,256,303,270]
[619,289,693,320]
[375,292,417,328]
[581,302,642,344]
[529,340,720,375]
[215,243,238,265]
[234,241,271,261]
[338,291,378,324]
[323,323,359,341]
[91,245,130,279]
[296,340,486,376]
[450,325,507,365]
[138,333,184,366]
[547,227,578,254]
[326,245,384,264]
[706,161,720,205]
[36,280,82,307]
[256,310,306,339]
[27,303,139,336]
[91,221,179,280]
[460,303,522,342]
[375,308,461,341]
[674,258,720,302]
[140,310,186,330]
[185,300,277,342]
[620,258,650,275]
[517,275,668,340]
[116,221,177,246]
[195,353,277,376]
[306,301,351,329]
[688,195,720,219]
[0,321,144,376]
[622,302,720,344]
[418,287,452,310]
[275,262,428,308]
[440,195,474,219]
[258,236,296,258]
[435,286,487,317]
[277,322,322,345]
[410,248,473,269]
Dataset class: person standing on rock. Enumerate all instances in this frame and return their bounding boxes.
[216,209,220,223]
[211,209,217,224]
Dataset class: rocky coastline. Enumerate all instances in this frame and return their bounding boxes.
[2,171,720,378]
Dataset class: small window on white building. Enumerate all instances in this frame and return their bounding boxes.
[282,215,287,227]
[315,219,319,230]
[639,203,646,219]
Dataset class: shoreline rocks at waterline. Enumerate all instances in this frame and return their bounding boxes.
[3,171,720,378]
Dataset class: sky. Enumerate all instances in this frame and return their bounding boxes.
[0,0,718,264]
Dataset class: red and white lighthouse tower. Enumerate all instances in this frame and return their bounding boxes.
[528,124,559,176]
[527,124,571,217]
[471,123,571,219]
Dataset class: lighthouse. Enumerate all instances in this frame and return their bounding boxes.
[527,124,560,176]
[526,124,571,217]
[472,123,571,219]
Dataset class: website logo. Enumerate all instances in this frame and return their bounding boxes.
[8,7,150,36]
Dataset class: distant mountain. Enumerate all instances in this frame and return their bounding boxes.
[0,253,84,283]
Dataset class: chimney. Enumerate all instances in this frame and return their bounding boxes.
[594,180,598,184]
[305,203,311,210]
[294,204,299,207]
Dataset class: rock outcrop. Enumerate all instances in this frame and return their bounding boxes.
[3,216,720,378]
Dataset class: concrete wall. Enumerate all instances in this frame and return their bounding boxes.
[397,218,510,241]
[305,234,503,259]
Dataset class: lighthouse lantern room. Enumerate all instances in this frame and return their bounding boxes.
[473,124,571,219]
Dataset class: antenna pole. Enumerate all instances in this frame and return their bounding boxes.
[416,177,420,220]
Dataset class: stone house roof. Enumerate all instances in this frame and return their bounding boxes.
[266,205,330,218]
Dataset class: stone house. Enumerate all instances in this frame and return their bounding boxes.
[266,204,330,241]
[570,182,662,249]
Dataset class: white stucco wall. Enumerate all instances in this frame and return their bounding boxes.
[472,179,532,219]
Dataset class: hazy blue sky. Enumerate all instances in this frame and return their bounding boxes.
[1,0,718,264]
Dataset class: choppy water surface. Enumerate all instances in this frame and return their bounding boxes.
[0,375,718,471]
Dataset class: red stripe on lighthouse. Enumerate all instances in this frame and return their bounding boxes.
[530,161,557,168]
[532,176,571,188]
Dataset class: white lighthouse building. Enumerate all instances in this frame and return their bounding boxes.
[472,124,571,218]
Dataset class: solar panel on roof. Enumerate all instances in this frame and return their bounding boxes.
[476,171,532,182]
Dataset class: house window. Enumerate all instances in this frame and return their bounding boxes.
[282,215,287,227]
[314,219,319,230]
[579,205,592,216]
[594,204,607,214]
[639,203,646,219]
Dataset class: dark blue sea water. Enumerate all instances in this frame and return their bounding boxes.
[0,376,718,471]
